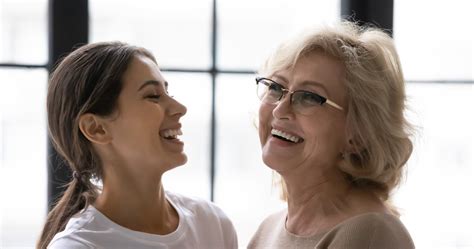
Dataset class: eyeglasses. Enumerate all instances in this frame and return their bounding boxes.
[256,77,344,115]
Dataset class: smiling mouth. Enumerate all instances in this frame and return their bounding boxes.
[160,129,183,140]
[271,129,303,143]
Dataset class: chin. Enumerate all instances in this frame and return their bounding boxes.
[261,145,295,170]
[262,154,288,172]
[176,154,188,166]
[170,154,188,167]
[158,154,188,173]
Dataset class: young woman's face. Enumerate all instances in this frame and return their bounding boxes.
[105,55,187,174]
[258,52,348,176]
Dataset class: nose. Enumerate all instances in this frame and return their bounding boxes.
[272,93,294,120]
[168,96,187,118]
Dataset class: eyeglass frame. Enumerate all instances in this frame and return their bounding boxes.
[255,77,344,112]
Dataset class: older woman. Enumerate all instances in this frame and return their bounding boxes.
[248,22,415,249]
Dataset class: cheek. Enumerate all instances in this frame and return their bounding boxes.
[305,120,346,155]
[120,105,165,134]
[152,106,166,125]
[258,104,273,145]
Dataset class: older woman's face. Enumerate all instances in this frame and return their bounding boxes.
[258,52,348,175]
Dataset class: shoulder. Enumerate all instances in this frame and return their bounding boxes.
[166,191,238,247]
[255,209,286,233]
[167,191,235,231]
[47,206,109,249]
[48,237,92,249]
[342,212,413,240]
[248,209,287,248]
[166,191,230,221]
[319,212,415,249]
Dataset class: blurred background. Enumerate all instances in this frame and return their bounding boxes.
[0,0,473,248]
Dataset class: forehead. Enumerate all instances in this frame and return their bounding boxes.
[289,52,343,83]
[274,52,346,96]
[121,55,165,91]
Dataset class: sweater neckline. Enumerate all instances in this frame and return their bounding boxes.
[283,210,395,240]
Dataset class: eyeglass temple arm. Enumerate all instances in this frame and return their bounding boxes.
[325,99,344,111]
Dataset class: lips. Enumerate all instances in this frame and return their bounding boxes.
[160,129,182,139]
[270,128,303,143]
[159,125,183,140]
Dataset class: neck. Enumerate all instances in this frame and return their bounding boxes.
[94,165,178,235]
[282,166,353,236]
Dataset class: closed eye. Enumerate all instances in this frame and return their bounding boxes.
[295,91,326,105]
[146,94,161,100]
[268,82,284,92]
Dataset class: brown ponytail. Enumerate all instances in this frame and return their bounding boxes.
[37,177,92,249]
[36,42,156,248]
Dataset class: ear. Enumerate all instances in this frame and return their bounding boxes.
[78,113,112,145]
[344,136,366,158]
[345,138,357,153]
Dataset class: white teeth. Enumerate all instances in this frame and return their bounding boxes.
[161,129,183,139]
[271,129,302,143]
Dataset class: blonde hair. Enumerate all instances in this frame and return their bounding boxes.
[261,21,413,202]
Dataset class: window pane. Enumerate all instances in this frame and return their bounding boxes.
[90,0,212,69]
[161,72,211,199]
[394,83,474,249]
[0,68,48,248]
[214,74,285,246]
[217,0,339,70]
[0,0,47,64]
[394,0,474,80]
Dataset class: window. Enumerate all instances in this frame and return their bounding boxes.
[90,0,212,69]
[160,72,213,199]
[394,0,474,248]
[0,69,48,248]
[394,0,473,80]
[218,0,340,70]
[0,0,48,64]
[395,83,474,249]
[0,0,48,247]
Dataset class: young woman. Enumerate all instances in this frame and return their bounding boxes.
[37,42,237,249]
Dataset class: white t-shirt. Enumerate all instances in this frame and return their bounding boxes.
[48,191,238,249]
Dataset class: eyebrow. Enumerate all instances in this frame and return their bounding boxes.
[272,75,329,95]
[137,80,168,91]
[299,80,329,95]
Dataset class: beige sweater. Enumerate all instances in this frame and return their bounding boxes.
[248,210,415,249]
